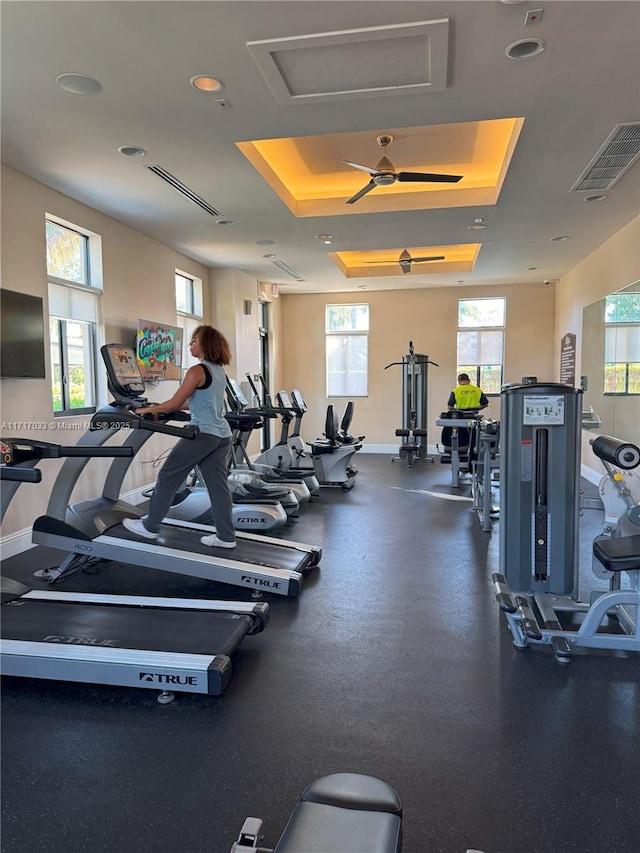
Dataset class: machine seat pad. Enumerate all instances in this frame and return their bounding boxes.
[272,801,402,853]
[302,773,402,814]
[309,441,337,455]
[593,534,640,572]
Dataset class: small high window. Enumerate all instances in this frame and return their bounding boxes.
[175,271,203,372]
[325,304,369,397]
[456,298,505,394]
[604,291,640,394]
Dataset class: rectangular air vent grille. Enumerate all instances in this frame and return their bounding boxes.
[272,259,304,280]
[147,165,222,217]
[570,122,640,192]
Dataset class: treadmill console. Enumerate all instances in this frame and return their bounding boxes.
[227,377,250,410]
[101,344,146,401]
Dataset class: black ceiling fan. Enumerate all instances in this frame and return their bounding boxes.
[365,248,445,274]
[342,134,463,205]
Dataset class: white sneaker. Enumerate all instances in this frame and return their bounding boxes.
[200,534,236,549]
[123,517,159,540]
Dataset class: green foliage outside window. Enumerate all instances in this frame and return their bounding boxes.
[46,221,87,283]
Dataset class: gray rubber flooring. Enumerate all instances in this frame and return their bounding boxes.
[1,454,638,853]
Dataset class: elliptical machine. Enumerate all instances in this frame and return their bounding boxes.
[385,342,438,467]
[225,378,316,503]
[243,374,320,492]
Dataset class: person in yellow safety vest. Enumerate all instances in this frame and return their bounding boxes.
[447,373,489,412]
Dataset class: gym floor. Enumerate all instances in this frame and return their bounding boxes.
[1,454,638,853]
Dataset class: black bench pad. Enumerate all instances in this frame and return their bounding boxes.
[273,801,402,853]
[273,774,402,853]
[302,773,402,814]
[593,534,640,572]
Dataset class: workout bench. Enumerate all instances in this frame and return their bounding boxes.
[231,773,402,853]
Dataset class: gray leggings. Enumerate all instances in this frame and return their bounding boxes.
[145,432,235,541]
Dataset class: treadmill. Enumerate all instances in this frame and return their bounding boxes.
[0,438,269,702]
[32,345,321,599]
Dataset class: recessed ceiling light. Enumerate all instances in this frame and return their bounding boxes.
[262,253,277,258]
[528,266,540,271]
[468,223,486,231]
[505,38,545,59]
[256,239,275,245]
[457,280,466,284]
[216,220,234,226]
[56,73,102,95]
[118,145,146,158]
[357,285,367,290]
[584,194,608,202]
[551,235,569,241]
[190,75,225,93]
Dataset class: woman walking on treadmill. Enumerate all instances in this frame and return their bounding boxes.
[123,325,236,549]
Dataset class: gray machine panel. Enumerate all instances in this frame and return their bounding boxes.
[499,383,582,595]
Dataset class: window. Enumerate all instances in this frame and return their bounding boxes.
[325,304,369,397]
[603,291,640,394]
[457,298,505,394]
[175,271,203,371]
[46,218,102,415]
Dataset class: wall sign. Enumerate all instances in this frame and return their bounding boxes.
[560,332,576,386]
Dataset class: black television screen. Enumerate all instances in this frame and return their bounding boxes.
[0,289,47,379]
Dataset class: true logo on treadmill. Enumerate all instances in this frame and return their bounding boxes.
[43,635,117,646]
[139,672,198,685]
[240,574,282,589]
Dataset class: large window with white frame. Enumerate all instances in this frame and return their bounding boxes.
[325,303,369,397]
[175,271,203,372]
[457,298,505,395]
[603,291,640,394]
[46,217,102,416]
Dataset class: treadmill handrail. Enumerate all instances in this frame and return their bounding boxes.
[91,406,197,440]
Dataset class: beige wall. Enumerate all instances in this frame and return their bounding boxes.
[279,282,556,446]
[554,214,640,472]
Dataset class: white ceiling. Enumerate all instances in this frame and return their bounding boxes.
[2,1,639,294]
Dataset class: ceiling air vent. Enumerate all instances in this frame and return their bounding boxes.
[272,259,304,280]
[570,122,640,192]
[146,165,222,217]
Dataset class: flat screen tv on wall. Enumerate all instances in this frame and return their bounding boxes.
[0,289,47,379]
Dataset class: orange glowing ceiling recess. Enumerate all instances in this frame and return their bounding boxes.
[236,118,524,217]
[330,244,481,278]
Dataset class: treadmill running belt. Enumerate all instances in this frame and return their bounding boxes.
[114,522,311,571]
[2,600,252,655]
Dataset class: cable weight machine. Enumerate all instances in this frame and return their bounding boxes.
[385,342,439,467]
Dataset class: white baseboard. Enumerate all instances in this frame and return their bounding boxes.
[361,443,441,456]
[0,485,151,559]
[361,443,398,454]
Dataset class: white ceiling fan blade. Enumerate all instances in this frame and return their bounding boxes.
[341,159,378,174]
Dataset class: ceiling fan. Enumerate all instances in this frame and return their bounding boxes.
[342,134,463,205]
[366,249,445,274]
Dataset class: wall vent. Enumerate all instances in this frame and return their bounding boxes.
[146,165,222,217]
[570,122,640,192]
[272,259,304,280]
